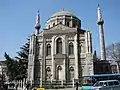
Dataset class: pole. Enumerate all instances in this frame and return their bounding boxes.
[75,82,78,90]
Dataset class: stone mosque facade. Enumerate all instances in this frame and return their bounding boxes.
[27,7,105,86]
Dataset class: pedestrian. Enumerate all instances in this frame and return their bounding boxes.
[25,81,31,90]
[15,83,18,90]
[75,82,79,90]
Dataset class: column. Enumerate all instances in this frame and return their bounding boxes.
[74,34,78,79]
[85,32,88,53]
[42,37,46,81]
[51,36,55,80]
[87,31,92,53]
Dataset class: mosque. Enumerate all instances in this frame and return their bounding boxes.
[27,6,111,87]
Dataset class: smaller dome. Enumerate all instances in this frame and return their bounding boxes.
[51,11,76,17]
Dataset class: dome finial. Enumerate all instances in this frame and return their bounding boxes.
[37,9,39,16]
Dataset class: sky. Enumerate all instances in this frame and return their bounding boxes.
[0,0,120,60]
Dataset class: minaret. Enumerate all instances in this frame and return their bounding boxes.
[97,5,106,60]
[35,10,41,35]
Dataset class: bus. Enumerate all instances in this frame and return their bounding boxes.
[81,74,120,90]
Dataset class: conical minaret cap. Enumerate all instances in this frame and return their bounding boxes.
[97,4,104,24]
[35,9,41,29]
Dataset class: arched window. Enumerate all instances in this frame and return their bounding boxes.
[46,44,51,56]
[59,21,62,24]
[66,21,70,27]
[69,42,74,55]
[69,66,74,80]
[46,67,51,80]
[79,42,85,53]
[53,23,55,26]
[56,66,62,80]
[48,25,50,29]
[73,22,76,27]
[56,38,62,54]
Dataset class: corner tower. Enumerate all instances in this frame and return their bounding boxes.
[97,5,106,60]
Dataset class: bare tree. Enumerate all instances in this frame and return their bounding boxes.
[106,42,120,73]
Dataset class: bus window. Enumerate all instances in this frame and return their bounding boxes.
[118,76,120,81]
[82,78,93,86]
[114,81,119,85]
[94,82,100,86]
[108,82,114,86]
[103,82,108,86]
[94,82,104,87]
[99,82,104,86]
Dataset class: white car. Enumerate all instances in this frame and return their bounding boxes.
[92,80,120,90]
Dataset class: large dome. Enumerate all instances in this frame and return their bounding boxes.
[51,11,76,17]
[46,10,81,29]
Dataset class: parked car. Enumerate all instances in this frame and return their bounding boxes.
[92,80,120,90]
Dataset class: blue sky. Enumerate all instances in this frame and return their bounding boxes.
[0,0,120,60]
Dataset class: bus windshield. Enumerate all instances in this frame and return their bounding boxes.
[82,77,94,86]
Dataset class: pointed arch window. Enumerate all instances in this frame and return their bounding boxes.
[73,22,76,27]
[69,66,74,80]
[59,21,62,24]
[48,25,50,29]
[69,42,74,55]
[56,66,62,80]
[66,21,70,27]
[56,38,62,54]
[46,67,52,80]
[46,44,51,56]
[53,23,55,27]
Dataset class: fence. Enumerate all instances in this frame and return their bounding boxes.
[14,78,79,90]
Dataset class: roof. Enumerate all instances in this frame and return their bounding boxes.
[51,11,76,17]
[83,74,120,77]
[98,80,119,82]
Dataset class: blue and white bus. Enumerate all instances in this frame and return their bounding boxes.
[81,74,120,90]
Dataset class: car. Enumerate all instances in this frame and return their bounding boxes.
[92,80,120,90]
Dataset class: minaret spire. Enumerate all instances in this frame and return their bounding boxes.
[97,5,106,60]
[35,9,40,35]
[97,4,103,22]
